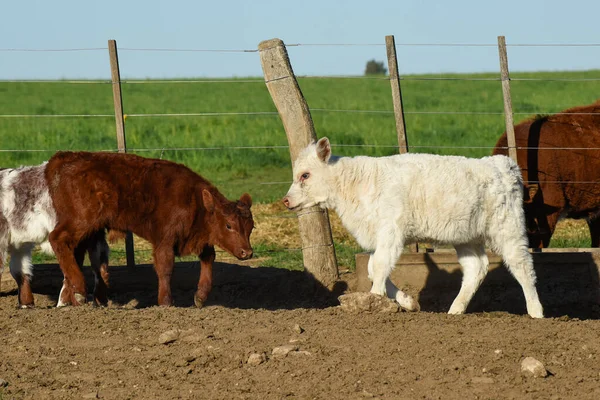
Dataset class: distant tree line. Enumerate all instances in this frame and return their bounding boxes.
[364,59,387,75]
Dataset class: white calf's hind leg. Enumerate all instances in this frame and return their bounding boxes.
[449,244,489,315]
[500,243,544,318]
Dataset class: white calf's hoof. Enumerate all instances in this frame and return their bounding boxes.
[397,294,420,312]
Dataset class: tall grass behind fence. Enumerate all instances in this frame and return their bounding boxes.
[1,42,599,267]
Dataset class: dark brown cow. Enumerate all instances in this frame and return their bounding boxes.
[45,152,254,307]
[493,100,600,248]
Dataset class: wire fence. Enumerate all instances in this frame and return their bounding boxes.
[2,40,600,259]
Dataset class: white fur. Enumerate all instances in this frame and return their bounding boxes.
[0,164,57,288]
[284,137,544,318]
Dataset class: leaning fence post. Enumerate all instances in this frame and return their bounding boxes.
[108,39,135,268]
[497,36,518,163]
[385,35,409,154]
[258,38,339,287]
[386,35,419,252]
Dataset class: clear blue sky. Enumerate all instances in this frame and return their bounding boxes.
[1,0,599,79]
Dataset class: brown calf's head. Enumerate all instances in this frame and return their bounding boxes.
[202,189,254,260]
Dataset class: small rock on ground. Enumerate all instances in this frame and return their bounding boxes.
[272,344,299,358]
[521,356,548,378]
[338,292,399,313]
[293,324,304,334]
[247,353,267,366]
[0,378,8,387]
[158,329,180,345]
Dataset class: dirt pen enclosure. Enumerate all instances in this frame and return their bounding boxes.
[2,251,600,399]
[2,38,600,399]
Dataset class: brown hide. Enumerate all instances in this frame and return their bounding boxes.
[493,100,600,248]
[45,151,254,307]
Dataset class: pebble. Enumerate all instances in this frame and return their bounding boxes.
[0,378,8,387]
[272,344,299,358]
[82,392,99,399]
[521,357,548,378]
[158,329,180,345]
[293,324,304,334]
[247,353,267,366]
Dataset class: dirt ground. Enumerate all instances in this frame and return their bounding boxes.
[2,262,600,400]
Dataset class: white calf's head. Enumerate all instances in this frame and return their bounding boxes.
[282,137,333,211]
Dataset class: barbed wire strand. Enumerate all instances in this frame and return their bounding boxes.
[3,75,599,84]
[2,109,600,118]
[3,43,600,53]
[1,144,600,152]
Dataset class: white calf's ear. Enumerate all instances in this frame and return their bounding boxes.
[202,189,215,212]
[316,137,331,163]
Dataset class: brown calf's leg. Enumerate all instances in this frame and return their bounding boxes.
[50,224,88,306]
[588,218,600,248]
[153,246,175,307]
[87,231,110,307]
[58,242,87,307]
[195,245,215,308]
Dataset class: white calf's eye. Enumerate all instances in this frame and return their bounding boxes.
[301,172,310,181]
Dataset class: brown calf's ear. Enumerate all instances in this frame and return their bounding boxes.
[240,193,252,208]
[202,189,215,212]
[316,137,331,163]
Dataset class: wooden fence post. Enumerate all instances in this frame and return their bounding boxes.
[386,35,419,252]
[108,39,135,268]
[258,38,339,287]
[385,35,409,154]
[497,36,518,163]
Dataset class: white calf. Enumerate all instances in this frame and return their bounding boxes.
[0,163,109,307]
[283,137,544,318]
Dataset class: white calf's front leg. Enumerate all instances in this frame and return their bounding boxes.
[369,240,419,311]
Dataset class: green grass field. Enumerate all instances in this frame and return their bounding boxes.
[1,70,599,267]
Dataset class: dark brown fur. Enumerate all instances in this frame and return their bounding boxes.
[493,100,600,248]
[45,152,254,307]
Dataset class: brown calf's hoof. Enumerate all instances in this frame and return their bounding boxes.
[73,293,87,306]
[194,294,205,309]
[158,296,174,307]
[93,300,108,308]
[18,303,35,310]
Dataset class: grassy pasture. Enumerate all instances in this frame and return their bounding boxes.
[1,70,599,268]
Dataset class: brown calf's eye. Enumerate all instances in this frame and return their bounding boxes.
[226,223,232,230]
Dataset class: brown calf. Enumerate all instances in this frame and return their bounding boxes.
[493,100,600,247]
[45,152,254,307]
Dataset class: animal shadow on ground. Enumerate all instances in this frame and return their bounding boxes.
[28,262,347,310]
[417,251,600,320]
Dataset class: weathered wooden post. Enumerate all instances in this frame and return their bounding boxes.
[386,35,419,252]
[258,38,339,287]
[108,39,135,268]
[497,36,518,163]
[385,35,409,154]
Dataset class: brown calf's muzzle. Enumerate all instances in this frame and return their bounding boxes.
[237,247,253,260]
